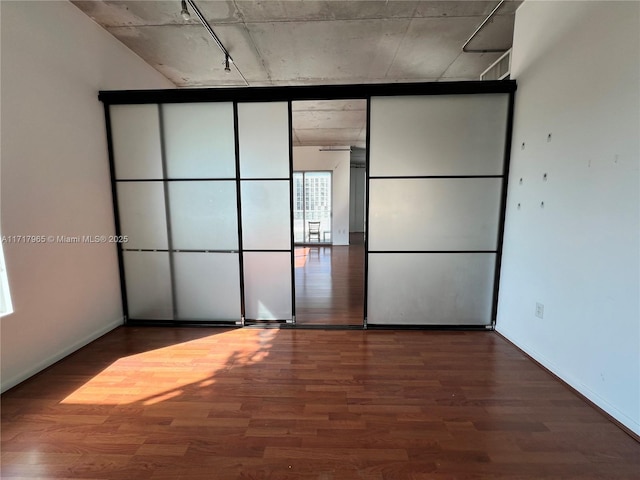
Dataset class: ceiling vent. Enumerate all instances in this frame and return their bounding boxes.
[481,49,511,81]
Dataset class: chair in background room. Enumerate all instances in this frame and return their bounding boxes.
[308,221,321,242]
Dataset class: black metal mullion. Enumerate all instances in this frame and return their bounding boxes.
[363,96,372,329]
[368,251,498,254]
[240,177,292,182]
[127,319,237,327]
[369,175,504,180]
[491,89,517,329]
[288,101,296,324]
[242,249,292,253]
[115,178,236,182]
[233,102,246,326]
[122,249,240,254]
[103,104,129,324]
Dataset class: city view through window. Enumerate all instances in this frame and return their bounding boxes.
[293,171,332,244]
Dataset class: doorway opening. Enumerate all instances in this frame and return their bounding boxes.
[292,99,366,327]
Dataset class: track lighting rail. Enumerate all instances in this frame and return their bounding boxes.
[183,0,250,86]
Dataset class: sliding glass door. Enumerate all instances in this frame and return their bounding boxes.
[111,102,241,323]
[103,81,514,328]
[108,101,293,324]
[293,171,332,244]
[238,102,293,323]
[366,93,510,327]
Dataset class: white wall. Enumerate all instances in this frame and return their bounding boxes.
[293,147,350,245]
[497,1,640,435]
[0,1,175,392]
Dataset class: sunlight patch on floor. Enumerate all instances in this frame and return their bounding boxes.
[295,247,310,268]
[60,329,278,406]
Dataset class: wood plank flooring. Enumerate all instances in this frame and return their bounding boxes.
[295,234,365,326]
[2,327,638,479]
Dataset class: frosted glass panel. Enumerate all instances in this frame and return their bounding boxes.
[169,181,238,251]
[163,103,236,179]
[369,178,502,251]
[244,252,292,320]
[123,251,173,320]
[238,102,290,178]
[370,94,508,176]
[241,181,291,250]
[110,105,163,179]
[173,252,240,321]
[117,182,168,250]
[368,253,496,325]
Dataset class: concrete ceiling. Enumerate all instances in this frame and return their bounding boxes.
[293,99,367,148]
[72,0,520,149]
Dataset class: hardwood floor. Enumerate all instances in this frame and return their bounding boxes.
[2,327,638,479]
[295,233,365,326]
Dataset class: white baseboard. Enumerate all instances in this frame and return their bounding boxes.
[1,317,124,393]
[496,326,640,437]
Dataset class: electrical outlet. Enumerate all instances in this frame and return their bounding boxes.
[535,302,544,319]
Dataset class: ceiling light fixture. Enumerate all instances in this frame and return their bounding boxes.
[180,0,190,21]
[184,0,249,86]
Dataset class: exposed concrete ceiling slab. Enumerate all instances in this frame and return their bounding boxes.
[246,18,411,84]
[234,1,420,22]
[293,110,366,130]
[72,0,521,146]
[464,12,516,51]
[292,99,366,112]
[73,0,521,88]
[292,100,367,147]
[442,51,501,79]
[385,16,482,79]
[72,1,241,26]
[107,23,265,86]
[295,128,364,146]
[414,1,520,17]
